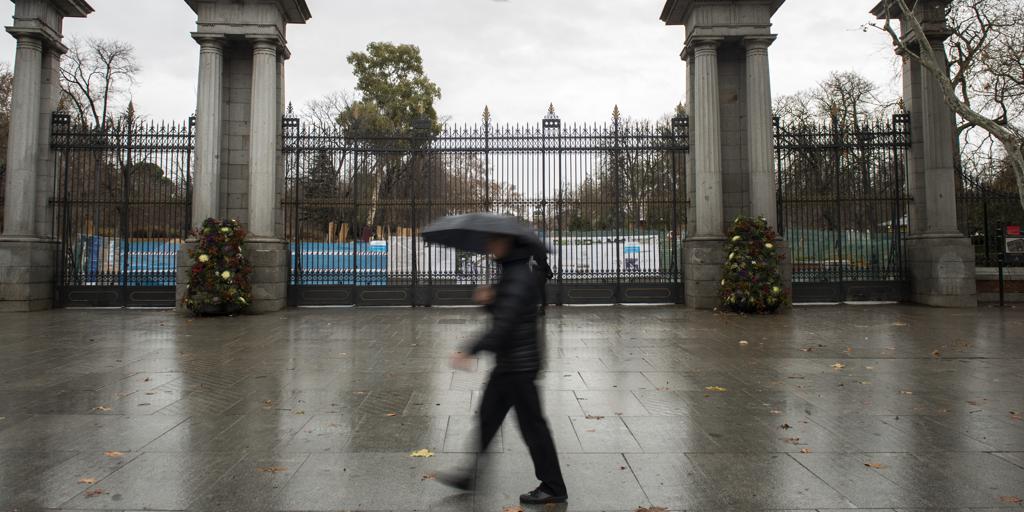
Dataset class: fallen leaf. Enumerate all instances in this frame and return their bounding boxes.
[780,423,792,429]
[1011,411,1022,421]
[93,405,112,412]
[932,350,941,357]
[799,347,814,352]
[704,386,727,392]
[409,449,434,458]
[257,466,288,473]
[84,489,108,498]
[385,412,398,417]
[999,496,1023,504]
[293,410,305,415]
[899,390,913,395]
[78,477,98,484]
[784,437,801,445]
[830,363,845,369]
[864,463,887,469]
[738,340,749,346]
[421,473,436,481]
[143,377,151,382]
[585,415,604,420]
[138,403,151,407]
[635,507,669,512]
[769,410,782,415]
[584,428,596,432]
[103,451,124,458]
[800,448,812,453]
[502,506,525,512]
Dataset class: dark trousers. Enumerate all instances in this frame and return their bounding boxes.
[478,371,567,497]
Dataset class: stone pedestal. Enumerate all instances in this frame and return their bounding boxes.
[683,237,727,309]
[246,239,288,313]
[0,238,56,312]
[906,235,977,308]
[175,238,288,314]
[174,240,196,313]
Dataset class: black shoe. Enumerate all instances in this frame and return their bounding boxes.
[435,471,474,491]
[519,486,568,504]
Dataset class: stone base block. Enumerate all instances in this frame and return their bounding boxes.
[245,239,288,314]
[683,237,727,309]
[175,241,196,314]
[0,237,57,312]
[906,234,977,308]
[175,238,289,315]
[775,238,794,308]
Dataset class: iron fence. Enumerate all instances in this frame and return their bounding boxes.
[775,113,913,302]
[957,171,1024,267]
[283,112,688,306]
[51,113,194,307]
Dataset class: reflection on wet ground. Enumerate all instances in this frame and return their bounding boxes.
[0,304,1022,511]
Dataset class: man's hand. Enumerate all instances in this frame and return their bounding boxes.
[450,351,474,371]
[472,285,495,305]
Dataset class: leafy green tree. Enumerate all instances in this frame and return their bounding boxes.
[336,42,442,232]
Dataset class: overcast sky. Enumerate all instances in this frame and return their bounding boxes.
[0,0,901,124]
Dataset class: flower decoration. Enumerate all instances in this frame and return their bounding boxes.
[719,216,788,314]
[183,218,253,315]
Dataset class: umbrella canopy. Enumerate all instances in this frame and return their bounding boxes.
[422,213,547,255]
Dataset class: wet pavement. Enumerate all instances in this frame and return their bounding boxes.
[0,304,1022,512]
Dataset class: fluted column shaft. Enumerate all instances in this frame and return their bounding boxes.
[192,36,223,225]
[3,35,44,236]
[247,39,278,238]
[745,37,777,228]
[691,40,723,237]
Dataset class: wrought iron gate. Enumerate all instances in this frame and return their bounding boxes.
[775,114,912,303]
[51,114,194,307]
[283,112,688,306]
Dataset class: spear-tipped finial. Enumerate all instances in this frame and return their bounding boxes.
[612,104,621,122]
[548,102,555,115]
[482,105,491,124]
[287,102,295,115]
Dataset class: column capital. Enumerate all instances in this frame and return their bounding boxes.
[6,28,46,51]
[192,33,225,49]
[683,36,723,59]
[248,35,281,51]
[743,35,777,51]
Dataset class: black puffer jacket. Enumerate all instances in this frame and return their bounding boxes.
[467,247,542,373]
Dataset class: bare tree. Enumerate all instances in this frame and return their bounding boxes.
[59,37,140,129]
[301,90,351,128]
[774,71,899,127]
[874,0,1024,209]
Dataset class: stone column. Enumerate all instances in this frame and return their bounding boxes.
[691,39,723,238]
[901,35,976,307]
[247,38,278,239]
[744,36,776,228]
[192,35,224,224]
[244,37,287,313]
[919,39,959,235]
[682,38,729,309]
[872,0,978,308]
[3,34,44,237]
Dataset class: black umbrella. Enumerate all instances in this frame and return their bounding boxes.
[422,213,547,255]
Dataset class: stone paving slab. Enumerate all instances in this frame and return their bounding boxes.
[0,304,1022,511]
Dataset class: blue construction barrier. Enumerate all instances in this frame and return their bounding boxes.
[290,241,388,286]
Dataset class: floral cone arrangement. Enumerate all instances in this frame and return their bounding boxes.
[183,218,254,316]
[719,215,787,314]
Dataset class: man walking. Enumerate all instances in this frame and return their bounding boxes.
[439,235,568,505]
